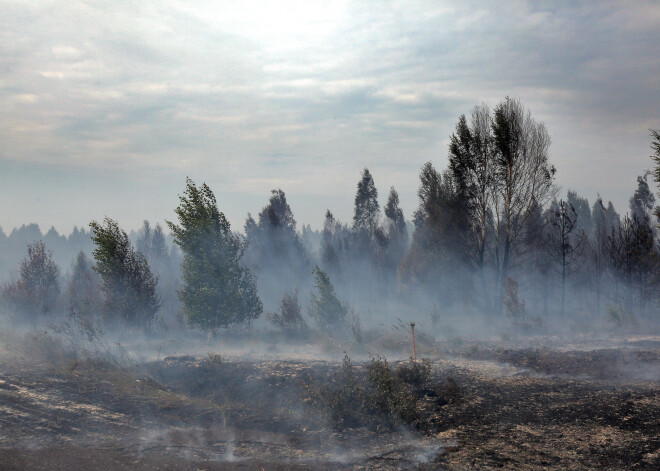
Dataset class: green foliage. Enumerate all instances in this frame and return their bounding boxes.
[167,178,262,332]
[268,290,307,331]
[395,356,432,388]
[650,129,660,219]
[89,217,160,328]
[89,217,160,327]
[2,241,60,317]
[308,265,347,333]
[353,168,380,233]
[306,355,460,431]
[305,354,425,432]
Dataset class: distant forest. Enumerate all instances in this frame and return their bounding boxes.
[2,99,659,336]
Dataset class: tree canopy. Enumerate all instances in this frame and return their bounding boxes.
[167,178,262,332]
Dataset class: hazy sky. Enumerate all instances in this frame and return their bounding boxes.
[1,0,658,234]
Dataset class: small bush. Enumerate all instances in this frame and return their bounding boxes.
[305,354,439,432]
[268,290,307,331]
[395,357,431,388]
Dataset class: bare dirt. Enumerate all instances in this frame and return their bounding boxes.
[0,339,658,470]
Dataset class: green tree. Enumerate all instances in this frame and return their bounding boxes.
[650,129,660,222]
[2,241,60,317]
[309,265,347,334]
[90,217,160,328]
[167,178,262,334]
[353,168,380,234]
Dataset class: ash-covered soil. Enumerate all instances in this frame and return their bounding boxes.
[0,340,658,470]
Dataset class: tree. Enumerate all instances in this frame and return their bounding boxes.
[90,218,160,328]
[492,97,555,305]
[567,190,592,236]
[401,162,474,304]
[353,168,381,234]
[2,241,60,317]
[608,214,656,317]
[321,210,350,275]
[383,187,408,270]
[545,199,583,314]
[309,265,347,334]
[136,220,168,264]
[650,129,660,222]
[448,104,495,274]
[267,290,307,331]
[167,178,262,334]
[67,251,101,322]
[629,174,656,222]
[246,189,307,272]
[244,189,308,309]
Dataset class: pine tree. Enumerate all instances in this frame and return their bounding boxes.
[167,178,262,334]
[545,199,582,314]
[384,187,408,269]
[353,168,381,234]
[309,265,347,334]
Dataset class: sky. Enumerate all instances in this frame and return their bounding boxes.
[1,0,659,235]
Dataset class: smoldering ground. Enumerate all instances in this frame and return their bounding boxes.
[0,318,659,470]
[1,124,660,468]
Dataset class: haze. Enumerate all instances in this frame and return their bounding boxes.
[1,0,659,233]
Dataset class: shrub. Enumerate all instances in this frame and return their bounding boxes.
[395,357,431,388]
[268,290,307,331]
[305,354,433,432]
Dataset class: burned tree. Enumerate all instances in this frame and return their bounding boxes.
[492,98,555,307]
[545,199,583,314]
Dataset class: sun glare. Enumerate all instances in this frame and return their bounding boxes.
[178,0,348,45]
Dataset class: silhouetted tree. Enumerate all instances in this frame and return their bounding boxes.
[384,187,408,271]
[492,97,555,308]
[448,104,495,274]
[401,163,473,304]
[545,199,582,314]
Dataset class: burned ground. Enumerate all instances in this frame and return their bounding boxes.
[0,336,658,470]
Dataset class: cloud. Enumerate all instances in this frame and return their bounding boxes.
[0,0,658,232]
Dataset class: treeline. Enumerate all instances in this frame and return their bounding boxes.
[1,98,659,336]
